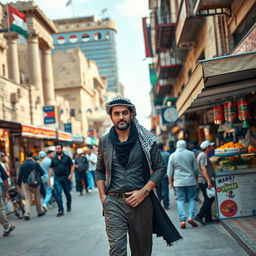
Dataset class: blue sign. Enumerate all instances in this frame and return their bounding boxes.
[160,107,178,125]
[43,106,56,124]
[64,123,72,133]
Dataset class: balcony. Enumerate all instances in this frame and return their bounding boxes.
[175,0,203,47]
[157,51,182,79]
[155,12,176,51]
[155,79,173,96]
[193,0,233,16]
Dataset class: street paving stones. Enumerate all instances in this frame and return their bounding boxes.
[0,190,250,256]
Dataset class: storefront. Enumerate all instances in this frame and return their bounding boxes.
[176,51,256,220]
[0,120,21,178]
[18,124,57,162]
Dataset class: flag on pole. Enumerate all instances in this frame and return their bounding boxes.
[65,0,72,7]
[7,4,28,38]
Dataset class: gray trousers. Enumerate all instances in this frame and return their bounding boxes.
[103,195,153,256]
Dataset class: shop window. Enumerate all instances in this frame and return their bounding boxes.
[70,109,75,117]
[2,64,5,77]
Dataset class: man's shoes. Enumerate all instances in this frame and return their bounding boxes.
[38,212,46,217]
[67,205,71,212]
[24,216,30,221]
[56,211,64,217]
[180,221,186,229]
[42,204,48,212]
[188,218,198,227]
[205,218,219,224]
[195,215,206,225]
[3,225,15,237]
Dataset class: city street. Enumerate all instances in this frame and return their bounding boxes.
[0,190,249,256]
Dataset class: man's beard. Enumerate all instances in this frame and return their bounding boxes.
[56,151,63,155]
[115,120,131,130]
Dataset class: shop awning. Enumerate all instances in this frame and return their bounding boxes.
[176,51,256,116]
[57,130,72,142]
[0,120,21,134]
[22,124,57,139]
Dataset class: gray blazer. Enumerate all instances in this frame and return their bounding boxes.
[95,134,166,192]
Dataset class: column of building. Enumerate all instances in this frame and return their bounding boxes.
[5,33,20,84]
[41,45,55,106]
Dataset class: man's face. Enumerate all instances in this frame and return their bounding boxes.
[55,145,63,155]
[110,106,132,131]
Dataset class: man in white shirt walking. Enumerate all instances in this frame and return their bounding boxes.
[86,145,97,191]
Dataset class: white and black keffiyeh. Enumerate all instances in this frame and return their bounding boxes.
[105,96,157,169]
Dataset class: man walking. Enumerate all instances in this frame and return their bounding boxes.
[96,96,181,256]
[167,140,199,229]
[41,150,56,211]
[74,148,89,195]
[86,145,97,191]
[195,140,216,225]
[156,143,170,210]
[0,164,15,236]
[48,144,74,217]
[18,152,45,221]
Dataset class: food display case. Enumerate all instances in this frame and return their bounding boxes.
[212,143,256,220]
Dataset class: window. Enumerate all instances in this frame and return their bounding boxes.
[2,64,5,77]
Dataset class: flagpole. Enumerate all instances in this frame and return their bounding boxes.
[6,3,10,32]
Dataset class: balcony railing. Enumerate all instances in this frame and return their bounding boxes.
[155,10,176,51]
[157,51,182,79]
[175,0,202,47]
[155,79,173,96]
[193,0,233,16]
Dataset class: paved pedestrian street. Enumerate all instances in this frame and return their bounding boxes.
[0,190,249,256]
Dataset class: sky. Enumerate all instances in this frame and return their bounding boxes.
[8,0,152,129]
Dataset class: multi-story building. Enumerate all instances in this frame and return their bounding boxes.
[52,16,121,94]
[144,0,256,143]
[52,48,109,139]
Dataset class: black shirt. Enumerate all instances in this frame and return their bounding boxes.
[50,153,73,177]
[18,159,44,186]
[0,164,8,182]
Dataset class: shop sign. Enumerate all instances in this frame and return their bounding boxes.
[43,106,56,124]
[64,123,72,133]
[215,172,256,219]
[22,124,56,139]
[58,130,72,141]
[160,107,178,125]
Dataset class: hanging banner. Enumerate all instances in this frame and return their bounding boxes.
[43,106,56,124]
[64,123,72,133]
[160,107,178,125]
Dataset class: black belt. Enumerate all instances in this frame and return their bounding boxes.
[108,192,130,199]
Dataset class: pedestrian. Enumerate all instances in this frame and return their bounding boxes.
[18,152,46,221]
[74,148,89,195]
[41,150,56,211]
[0,164,15,236]
[96,96,182,256]
[156,143,170,210]
[195,140,216,225]
[167,140,199,229]
[38,151,47,199]
[48,143,74,217]
[86,145,97,191]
